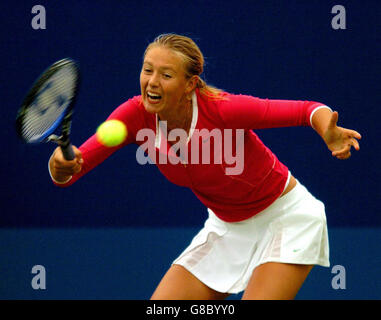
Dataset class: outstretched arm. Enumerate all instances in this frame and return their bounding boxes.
[311,108,362,160]
[48,95,144,187]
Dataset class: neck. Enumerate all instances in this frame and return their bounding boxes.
[159,99,192,134]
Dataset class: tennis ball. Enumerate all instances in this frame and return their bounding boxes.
[96,120,127,147]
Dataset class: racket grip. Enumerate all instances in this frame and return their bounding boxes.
[60,143,75,161]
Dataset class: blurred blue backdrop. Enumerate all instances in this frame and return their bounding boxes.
[0,0,380,299]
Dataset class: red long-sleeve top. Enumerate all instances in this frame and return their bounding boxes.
[51,89,329,222]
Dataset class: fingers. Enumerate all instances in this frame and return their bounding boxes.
[349,130,362,141]
[51,146,83,175]
[332,144,351,159]
[330,125,362,160]
[351,137,360,151]
[72,146,84,167]
[331,138,359,160]
[338,152,351,160]
[346,129,362,152]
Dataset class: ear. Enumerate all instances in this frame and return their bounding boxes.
[185,75,199,97]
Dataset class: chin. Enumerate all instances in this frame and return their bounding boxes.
[142,99,161,114]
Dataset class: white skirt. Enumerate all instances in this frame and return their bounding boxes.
[173,178,330,294]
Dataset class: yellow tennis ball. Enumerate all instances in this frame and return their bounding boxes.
[96,120,127,147]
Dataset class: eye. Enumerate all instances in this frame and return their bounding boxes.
[143,68,152,73]
[163,73,172,79]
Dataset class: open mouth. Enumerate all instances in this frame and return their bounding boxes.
[147,91,162,103]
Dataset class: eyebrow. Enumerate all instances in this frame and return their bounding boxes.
[143,61,177,73]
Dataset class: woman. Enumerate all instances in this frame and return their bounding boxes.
[49,34,361,300]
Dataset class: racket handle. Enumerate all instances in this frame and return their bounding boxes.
[60,143,75,161]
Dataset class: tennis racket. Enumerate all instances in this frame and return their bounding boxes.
[15,58,80,160]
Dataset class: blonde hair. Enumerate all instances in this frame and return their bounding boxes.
[144,33,224,100]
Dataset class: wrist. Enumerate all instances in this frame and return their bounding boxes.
[310,106,333,138]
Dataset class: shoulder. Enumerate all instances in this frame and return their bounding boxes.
[198,90,259,105]
[107,95,154,134]
[109,95,146,119]
[196,90,232,110]
[117,95,143,110]
[198,90,261,114]
[195,90,232,127]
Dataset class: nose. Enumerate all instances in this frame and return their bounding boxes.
[148,71,160,88]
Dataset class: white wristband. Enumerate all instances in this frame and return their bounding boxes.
[310,105,333,130]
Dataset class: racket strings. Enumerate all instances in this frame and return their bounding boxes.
[21,66,77,142]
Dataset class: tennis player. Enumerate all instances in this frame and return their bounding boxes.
[48,34,361,300]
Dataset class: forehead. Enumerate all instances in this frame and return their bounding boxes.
[143,46,184,70]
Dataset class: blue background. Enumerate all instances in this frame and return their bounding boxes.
[0,0,380,299]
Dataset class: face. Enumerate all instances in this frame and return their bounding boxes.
[140,46,196,118]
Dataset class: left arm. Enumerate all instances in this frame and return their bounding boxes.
[218,94,362,160]
[311,108,362,159]
[218,94,331,129]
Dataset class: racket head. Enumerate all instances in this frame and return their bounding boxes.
[15,58,80,144]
